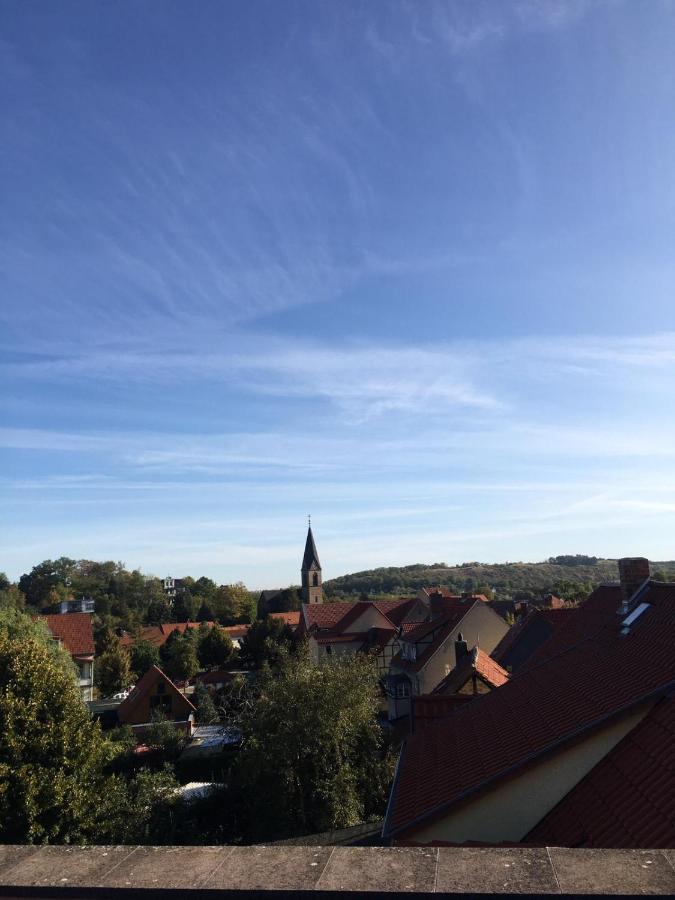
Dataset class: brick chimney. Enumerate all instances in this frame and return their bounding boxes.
[618,557,650,606]
[455,632,469,661]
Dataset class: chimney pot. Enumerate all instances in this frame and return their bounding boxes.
[618,557,650,606]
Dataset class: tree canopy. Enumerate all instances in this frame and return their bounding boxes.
[232,654,393,842]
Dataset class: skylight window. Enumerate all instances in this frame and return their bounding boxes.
[621,602,650,628]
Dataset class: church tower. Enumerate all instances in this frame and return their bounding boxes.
[301,522,323,605]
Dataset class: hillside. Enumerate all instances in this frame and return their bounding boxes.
[323,556,675,603]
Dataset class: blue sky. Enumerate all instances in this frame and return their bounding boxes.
[2,0,675,587]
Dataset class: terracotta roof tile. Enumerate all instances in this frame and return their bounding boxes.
[269,611,301,627]
[433,647,510,695]
[491,608,575,673]
[373,597,418,626]
[521,586,620,670]
[384,581,675,840]
[526,694,675,848]
[412,694,474,733]
[303,599,409,634]
[119,621,214,649]
[41,613,94,657]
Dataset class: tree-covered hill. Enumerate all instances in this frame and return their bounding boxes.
[324,556,675,603]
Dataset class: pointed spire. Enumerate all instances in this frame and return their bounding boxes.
[302,524,321,571]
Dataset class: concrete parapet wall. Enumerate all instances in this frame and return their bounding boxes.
[0,845,673,897]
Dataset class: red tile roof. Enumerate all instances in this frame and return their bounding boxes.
[491,607,575,673]
[433,647,510,694]
[384,581,675,840]
[119,621,214,649]
[411,694,475,733]
[302,599,411,635]
[221,624,249,639]
[526,694,675,848]
[521,586,620,671]
[269,611,301,627]
[302,601,364,631]
[373,597,419,626]
[41,613,94,657]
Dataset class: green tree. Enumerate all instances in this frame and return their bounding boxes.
[93,619,118,656]
[130,639,161,679]
[214,582,250,624]
[0,631,109,842]
[172,591,197,622]
[198,626,234,670]
[0,610,186,845]
[196,599,216,621]
[18,557,77,608]
[193,576,217,601]
[146,595,172,626]
[96,765,181,844]
[194,682,219,725]
[239,617,296,669]
[95,640,132,697]
[0,578,25,611]
[234,654,393,842]
[163,633,199,683]
[146,713,185,758]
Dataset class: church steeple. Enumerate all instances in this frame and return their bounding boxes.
[301,521,322,604]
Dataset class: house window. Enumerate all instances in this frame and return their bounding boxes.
[396,682,411,699]
[313,572,319,586]
[325,645,332,655]
[150,694,172,713]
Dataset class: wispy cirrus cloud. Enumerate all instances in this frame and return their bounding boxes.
[4,332,674,426]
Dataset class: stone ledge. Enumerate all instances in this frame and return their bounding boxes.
[0,845,673,897]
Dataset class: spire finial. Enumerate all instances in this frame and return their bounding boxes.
[308,513,311,527]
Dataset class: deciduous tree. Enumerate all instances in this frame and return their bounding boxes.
[233,654,393,842]
[95,639,132,697]
[198,626,234,670]
[130,639,160,679]
[239,617,295,669]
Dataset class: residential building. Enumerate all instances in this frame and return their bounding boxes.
[386,599,509,721]
[162,576,186,599]
[410,639,510,733]
[53,597,96,615]
[383,557,675,848]
[41,612,95,701]
[298,597,427,674]
[117,664,196,737]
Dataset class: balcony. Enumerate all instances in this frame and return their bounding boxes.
[0,845,673,898]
